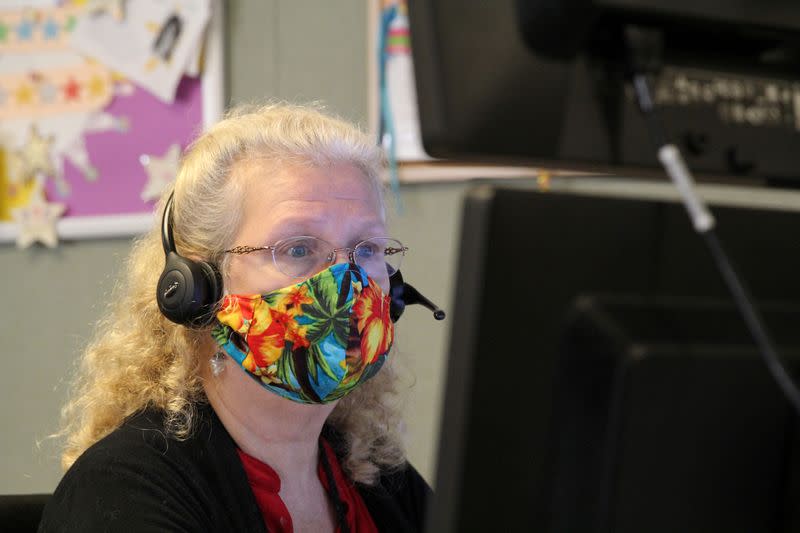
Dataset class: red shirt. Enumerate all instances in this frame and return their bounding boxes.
[237,439,379,533]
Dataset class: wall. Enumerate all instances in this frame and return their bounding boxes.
[1,0,459,493]
[0,240,131,492]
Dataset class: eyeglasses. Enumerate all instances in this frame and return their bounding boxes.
[223,236,408,280]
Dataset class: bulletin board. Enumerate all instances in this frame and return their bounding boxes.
[0,0,224,247]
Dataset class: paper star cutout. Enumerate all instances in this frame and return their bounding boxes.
[140,143,181,202]
[20,126,55,178]
[12,192,66,249]
[87,0,127,22]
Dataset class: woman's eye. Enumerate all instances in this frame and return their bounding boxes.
[355,243,379,259]
[288,245,309,258]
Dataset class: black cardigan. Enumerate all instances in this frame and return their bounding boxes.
[39,405,431,532]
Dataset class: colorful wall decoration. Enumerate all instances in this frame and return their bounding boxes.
[0,0,224,248]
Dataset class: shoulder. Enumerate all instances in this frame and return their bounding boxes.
[60,407,210,481]
[39,407,233,532]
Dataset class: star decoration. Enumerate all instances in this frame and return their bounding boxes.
[63,78,81,100]
[87,75,107,98]
[16,19,33,40]
[20,126,56,178]
[39,82,58,103]
[86,0,127,22]
[11,191,66,249]
[140,143,181,202]
[43,18,60,40]
[15,83,35,105]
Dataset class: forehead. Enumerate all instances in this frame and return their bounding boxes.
[232,160,385,240]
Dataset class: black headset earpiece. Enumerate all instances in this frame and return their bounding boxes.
[389,270,407,322]
[156,191,222,327]
[389,269,446,323]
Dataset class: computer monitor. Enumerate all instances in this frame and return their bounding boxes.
[428,187,800,532]
[407,0,800,184]
[552,294,800,532]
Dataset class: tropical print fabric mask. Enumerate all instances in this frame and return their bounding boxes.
[211,263,394,404]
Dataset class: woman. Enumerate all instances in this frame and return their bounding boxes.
[39,103,431,532]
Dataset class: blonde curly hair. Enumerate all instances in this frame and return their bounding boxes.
[58,103,406,485]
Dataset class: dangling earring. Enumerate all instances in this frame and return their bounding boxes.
[210,351,226,377]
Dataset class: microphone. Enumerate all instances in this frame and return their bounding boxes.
[403,283,446,321]
[388,270,446,322]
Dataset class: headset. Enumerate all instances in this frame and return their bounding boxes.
[156,192,445,327]
[156,192,222,327]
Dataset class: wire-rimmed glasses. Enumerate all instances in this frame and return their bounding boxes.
[223,236,408,281]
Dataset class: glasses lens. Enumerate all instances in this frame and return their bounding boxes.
[273,236,326,278]
[354,238,405,278]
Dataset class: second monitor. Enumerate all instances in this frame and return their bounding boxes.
[429,186,800,532]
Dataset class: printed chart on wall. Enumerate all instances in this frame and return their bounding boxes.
[0,0,224,248]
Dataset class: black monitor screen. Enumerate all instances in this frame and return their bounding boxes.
[428,187,800,532]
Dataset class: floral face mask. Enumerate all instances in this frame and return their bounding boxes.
[211,263,394,404]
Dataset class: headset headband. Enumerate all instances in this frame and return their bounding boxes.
[162,191,177,255]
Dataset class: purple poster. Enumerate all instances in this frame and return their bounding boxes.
[46,77,202,217]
